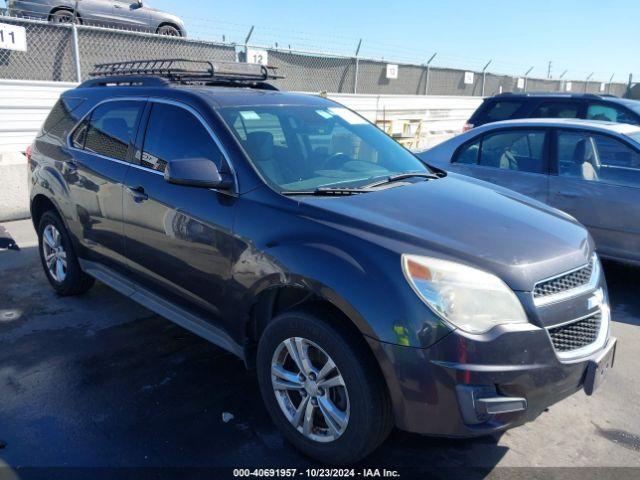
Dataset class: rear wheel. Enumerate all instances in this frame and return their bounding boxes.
[38,211,94,296]
[257,307,393,464]
[157,24,181,36]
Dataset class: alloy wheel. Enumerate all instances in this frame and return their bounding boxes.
[271,337,350,443]
[42,224,67,283]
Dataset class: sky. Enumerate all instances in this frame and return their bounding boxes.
[148,0,639,83]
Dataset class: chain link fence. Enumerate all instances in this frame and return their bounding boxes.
[0,15,632,97]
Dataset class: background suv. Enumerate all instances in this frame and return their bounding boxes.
[7,0,186,36]
[466,93,640,130]
[28,60,616,464]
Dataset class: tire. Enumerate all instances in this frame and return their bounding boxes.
[50,9,76,24]
[157,24,181,36]
[257,306,393,464]
[38,210,94,296]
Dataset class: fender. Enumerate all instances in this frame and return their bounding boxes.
[234,240,452,348]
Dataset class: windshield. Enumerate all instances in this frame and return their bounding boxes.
[218,105,430,192]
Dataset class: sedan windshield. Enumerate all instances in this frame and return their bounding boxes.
[218,105,431,192]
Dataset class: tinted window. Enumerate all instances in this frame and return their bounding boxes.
[479,130,547,174]
[219,105,430,192]
[482,101,524,121]
[141,103,225,173]
[557,131,640,187]
[71,118,89,149]
[586,103,639,125]
[454,139,480,164]
[84,101,144,161]
[531,102,580,119]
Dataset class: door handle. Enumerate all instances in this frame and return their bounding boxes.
[558,192,580,199]
[114,3,123,8]
[127,185,149,203]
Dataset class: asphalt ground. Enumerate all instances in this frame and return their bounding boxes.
[1,219,639,479]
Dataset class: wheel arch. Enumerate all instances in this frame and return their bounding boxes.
[48,6,82,22]
[156,22,183,36]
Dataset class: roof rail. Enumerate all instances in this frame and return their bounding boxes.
[82,59,282,90]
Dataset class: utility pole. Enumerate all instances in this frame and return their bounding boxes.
[425,52,437,96]
[481,60,492,97]
[547,61,552,79]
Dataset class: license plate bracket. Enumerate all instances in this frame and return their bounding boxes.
[584,337,616,396]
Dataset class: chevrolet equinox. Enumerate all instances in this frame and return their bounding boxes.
[28,60,617,464]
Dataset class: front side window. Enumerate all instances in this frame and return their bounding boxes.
[83,101,144,161]
[557,130,640,187]
[586,103,638,125]
[478,130,547,174]
[218,105,430,192]
[140,103,225,173]
[531,101,580,119]
[482,101,524,122]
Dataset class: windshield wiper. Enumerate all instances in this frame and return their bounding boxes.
[282,186,375,196]
[363,172,439,189]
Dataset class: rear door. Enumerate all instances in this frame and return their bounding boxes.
[66,98,146,273]
[548,129,640,263]
[122,100,238,323]
[77,0,118,26]
[450,128,550,203]
[529,100,585,120]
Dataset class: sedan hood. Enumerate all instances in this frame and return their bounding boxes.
[298,174,592,291]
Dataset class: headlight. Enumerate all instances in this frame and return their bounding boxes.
[402,255,528,334]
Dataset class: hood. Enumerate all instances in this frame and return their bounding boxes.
[298,174,592,292]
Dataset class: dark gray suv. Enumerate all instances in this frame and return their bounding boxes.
[7,0,186,36]
[28,60,617,464]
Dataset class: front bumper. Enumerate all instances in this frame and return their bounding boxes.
[367,322,615,437]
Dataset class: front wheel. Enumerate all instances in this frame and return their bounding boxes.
[257,307,393,464]
[157,25,181,36]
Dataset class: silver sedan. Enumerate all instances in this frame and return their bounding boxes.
[418,118,640,265]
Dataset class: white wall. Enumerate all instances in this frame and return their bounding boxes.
[0,80,77,221]
[327,93,483,150]
[0,79,78,152]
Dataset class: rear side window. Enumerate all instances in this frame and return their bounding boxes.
[454,139,480,164]
[83,101,144,161]
[531,102,580,119]
[482,101,524,122]
[478,130,547,174]
[140,103,225,173]
[586,103,639,125]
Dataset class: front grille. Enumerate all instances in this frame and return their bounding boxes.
[534,259,594,299]
[548,313,601,352]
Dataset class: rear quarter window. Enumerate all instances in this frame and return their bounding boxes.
[480,100,525,122]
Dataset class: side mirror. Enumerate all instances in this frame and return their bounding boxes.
[132,1,143,9]
[164,158,233,190]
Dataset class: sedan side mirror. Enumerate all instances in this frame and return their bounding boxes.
[164,158,233,190]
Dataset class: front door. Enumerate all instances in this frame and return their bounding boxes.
[452,128,550,203]
[548,129,640,263]
[122,100,238,322]
[66,99,146,273]
[110,1,151,30]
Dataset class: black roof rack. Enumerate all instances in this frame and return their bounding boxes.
[494,92,618,99]
[81,59,282,90]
